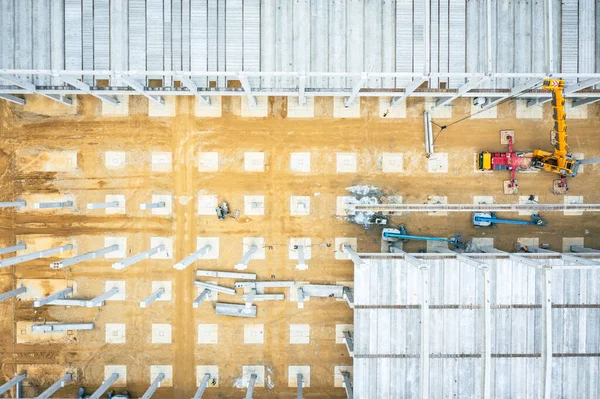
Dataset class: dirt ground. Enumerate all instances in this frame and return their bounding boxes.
[0,94,599,398]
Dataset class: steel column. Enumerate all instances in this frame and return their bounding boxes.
[343,331,354,357]
[297,287,305,308]
[59,75,119,105]
[119,76,164,105]
[51,245,119,269]
[344,74,367,107]
[238,73,257,108]
[34,373,72,399]
[296,373,303,399]
[0,201,26,208]
[112,244,166,269]
[88,373,119,399]
[140,373,165,399]
[192,373,211,399]
[0,374,26,396]
[34,201,73,209]
[391,78,426,107]
[34,288,73,307]
[140,287,165,308]
[236,245,258,269]
[87,287,120,307]
[424,111,434,155]
[434,76,489,108]
[0,94,25,105]
[341,371,353,399]
[244,374,257,399]
[0,286,27,302]
[193,289,211,308]
[174,245,212,270]
[177,76,210,105]
[343,287,354,309]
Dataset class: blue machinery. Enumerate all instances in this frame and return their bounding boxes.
[382,226,465,249]
[472,212,546,227]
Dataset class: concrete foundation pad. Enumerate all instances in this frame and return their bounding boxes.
[241,96,268,117]
[16,321,76,343]
[471,102,498,118]
[427,241,449,252]
[151,152,172,172]
[151,324,172,344]
[333,97,360,118]
[518,196,539,215]
[150,365,173,387]
[290,324,310,344]
[196,366,219,387]
[287,97,315,118]
[197,195,219,215]
[101,95,129,116]
[516,99,543,119]
[471,238,495,250]
[197,152,219,172]
[242,366,265,387]
[104,237,127,258]
[242,237,266,259]
[151,281,172,301]
[290,152,311,172]
[104,195,126,215]
[428,196,448,216]
[105,151,126,169]
[150,237,173,259]
[336,196,356,216]
[288,366,311,387]
[105,324,126,344]
[334,366,353,388]
[197,324,218,344]
[425,99,453,118]
[334,238,358,260]
[428,153,448,173]
[563,237,585,252]
[16,279,74,301]
[474,196,494,204]
[105,281,126,300]
[244,324,264,344]
[379,97,406,118]
[289,238,312,260]
[336,153,357,173]
[149,97,176,117]
[104,365,127,387]
[244,195,265,216]
[517,238,540,248]
[290,196,310,216]
[336,324,354,344]
[381,153,404,173]
[195,96,222,117]
[565,100,588,119]
[197,237,220,259]
[150,195,172,215]
[244,152,265,172]
[24,193,76,213]
[564,196,584,216]
[336,281,353,302]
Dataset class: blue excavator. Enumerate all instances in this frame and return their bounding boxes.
[472,212,546,227]
[382,225,466,249]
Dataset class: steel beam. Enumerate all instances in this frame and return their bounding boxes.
[59,75,119,105]
[297,287,305,308]
[241,292,284,302]
[192,373,211,399]
[86,201,120,210]
[196,270,255,279]
[34,288,73,307]
[343,287,354,309]
[0,374,26,396]
[51,245,119,269]
[296,373,303,399]
[543,0,554,74]
[0,94,25,105]
[177,76,210,105]
[34,373,72,399]
[434,76,488,108]
[344,74,367,107]
[244,288,257,307]
[342,245,366,267]
[572,97,600,108]
[298,75,307,105]
[540,267,552,399]
[244,374,257,399]
[1,75,72,105]
[194,281,235,295]
[352,202,600,213]
[140,287,165,308]
[343,331,354,357]
[420,266,430,399]
[570,246,600,253]
[140,201,166,210]
[140,373,165,399]
[32,323,94,332]
[174,245,212,270]
[564,78,600,95]
[236,245,258,269]
[396,249,428,268]
[87,287,120,307]
[296,245,307,269]
[34,201,73,209]
[112,244,166,269]
[238,73,257,108]
[46,299,89,307]
[215,302,256,318]
[424,111,434,155]
[302,284,344,298]
[480,79,541,113]
[391,78,426,107]
[88,373,119,399]
[434,247,486,269]
[0,200,26,208]
[481,267,492,399]
[341,371,353,399]
[0,241,26,256]
[0,286,27,302]
[192,289,211,308]
[119,76,164,105]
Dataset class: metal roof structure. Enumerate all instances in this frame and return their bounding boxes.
[1,0,600,106]
[352,251,600,399]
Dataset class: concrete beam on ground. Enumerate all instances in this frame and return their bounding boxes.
[344,74,367,107]
[177,75,210,105]
[0,244,73,268]
[241,293,284,302]
[570,246,600,253]
[341,371,353,399]
[0,200,26,208]
[140,287,165,308]
[343,331,354,357]
[140,201,166,210]
[244,374,257,399]
[391,77,426,107]
[59,75,119,105]
[296,245,307,269]
[0,94,25,105]
[238,73,257,108]
[119,75,164,105]
[196,270,256,279]
[342,245,366,267]
[51,245,119,269]
[88,373,119,399]
[234,281,296,290]
[46,299,89,307]
[0,286,26,302]
[140,372,165,399]
[174,245,212,270]
[244,288,257,308]
[236,245,258,269]
[302,284,344,298]
[540,267,552,399]
[34,287,73,307]
[31,323,94,332]
[87,287,120,307]
[193,281,236,296]
[87,201,120,210]
[192,289,211,308]
[420,267,430,399]
[192,373,210,399]
[34,373,72,399]
[343,287,354,309]
[0,374,26,397]
[215,303,257,318]
[112,244,166,270]
[33,201,73,209]
[296,373,304,399]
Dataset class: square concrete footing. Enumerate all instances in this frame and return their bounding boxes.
[290,196,310,216]
[336,196,357,216]
[151,152,172,172]
[562,237,584,252]
[289,324,310,344]
[333,97,360,118]
[336,153,357,173]
[241,97,268,117]
[564,196,584,215]
[195,96,222,117]
[244,324,264,344]
[102,96,129,116]
[379,97,406,118]
[381,153,404,173]
[16,279,74,301]
[151,281,172,301]
[290,152,311,172]
[517,238,539,248]
[334,238,357,260]
[425,99,453,118]
[197,237,220,259]
[289,238,312,261]
[197,152,219,172]
[105,151,126,169]
[244,196,265,216]
[196,366,219,387]
[105,324,126,344]
[150,365,173,386]
[197,324,218,344]
[427,241,449,252]
[336,324,353,343]
[242,237,266,259]
[427,153,448,173]
[151,324,172,344]
[104,237,127,258]
[474,196,494,204]
[149,97,176,117]
[427,196,448,216]
[288,366,311,387]
[287,97,315,118]
[242,366,265,387]
[244,152,265,172]
[516,100,543,119]
[104,365,127,387]
[518,196,539,216]
[565,100,588,119]
[197,195,219,215]
[150,237,173,259]
[150,195,172,215]
[471,238,495,250]
[105,281,126,300]
[471,102,497,118]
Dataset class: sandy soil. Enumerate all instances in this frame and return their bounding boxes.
[0,94,599,398]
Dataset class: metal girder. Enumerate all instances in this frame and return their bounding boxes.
[88,373,119,399]
[59,75,119,105]
[424,111,434,155]
[420,266,430,399]
[344,74,367,107]
[343,331,354,357]
[194,281,236,296]
[1,76,72,105]
[174,245,212,270]
[193,289,211,308]
[119,76,164,105]
[342,245,366,267]
[192,373,211,399]
[34,288,73,307]
[564,78,600,95]
[296,373,304,399]
[570,246,600,253]
[140,287,165,308]
[479,78,541,112]
[0,241,26,256]
[0,94,25,105]
[341,371,353,399]
[0,286,27,302]
[88,287,120,307]
[298,75,307,105]
[0,374,26,396]
[177,76,210,105]
[34,373,72,399]
[543,0,554,74]
[244,374,257,399]
[481,267,492,399]
[391,78,426,107]
[572,97,600,108]
[540,267,552,399]
[434,76,489,108]
[140,373,165,399]
[112,244,166,269]
[395,249,428,269]
[238,73,257,108]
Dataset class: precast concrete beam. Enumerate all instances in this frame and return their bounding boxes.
[192,373,211,399]
[112,244,166,270]
[0,244,73,268]
[342,245,366,267]
[33,201,73,209]
[193,281,236,296]
[31,323,94,332]
[343,331,354,357]
[196,270,255,279]
[244,374,257,399]
[87,287,120,307]
[140,201,166,210]
[34,288,73,307]
[34,373,72,399]
[88,373,119,399]
[174,245,212,270]
[0,286,27,302]
[341,371,353,399]
[0,373,26,396]
[140,372,165,399]
[241,293,284,302]
[193,289,211,308]
[51,245,119,269]
[140,287,165,308]
[87,201,120,210]
[236,245,258,269]
[0,200,26,208]
[0,241,26,256]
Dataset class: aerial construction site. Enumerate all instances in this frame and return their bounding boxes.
[0,1,599,398]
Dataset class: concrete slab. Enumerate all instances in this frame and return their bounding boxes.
[428,196,448,216]
[333,97,360,118]
[151,324,172,344]
[33,150,78,172]
[197,324,218,344]
[150,365,173,387]
[474,196,494,204]
[16,279,73,301]
[244,152,265,172]
[197,237,220,259]
[197,195,218,215]
[336,196,356,216]
[104,195,126,215]
[471,102,498,118]
[334,237,357,260]
[105,281,126,300]
[289,238,312,260]
[289,324,310,344]
[290,152,311,173]
[519,195,539,216]
[150,195,172,215]
[516,100,543,119]
[197,152,219,172]
[151,281,172,301]
[242,237,266,259]
[151,152,172,172]
[290,196,310,216]
[149,97,176,117]
[425,99,453,118]
[335,324,354,344]
[150,237,173,259]
[334,366,353,387]
[517,237,540,248]
[242,366,265,387]
[427,240,449,252]
[471,238,495,250]
[379,97,406,118]
[288,366,311,387]
[195,96,222,117]
[244,324,264,344]
[336,152,357,173]
[241,96,268,117]
[381,153,404,173]
[563,237,584,252]
[105,151,126,169]
[104,237,127,258]
[244,195,265,216]
[565,100,588,119]
[196,366,219,387]
[105,324,126,344]
[287,97,315,118]
[104,365,127,387]
[564,196,584,216]
[101,95,129,116]
[427,153,448,173]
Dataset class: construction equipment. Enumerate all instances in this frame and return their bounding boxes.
[215,201,229,220]
[382,225,465,249]
[472,212,546,227]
